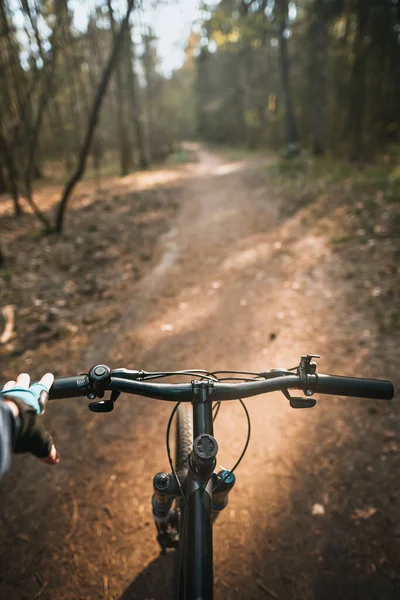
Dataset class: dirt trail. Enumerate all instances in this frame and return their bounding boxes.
[0,147,398,600]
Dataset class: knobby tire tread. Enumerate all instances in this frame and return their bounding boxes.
[173,403,193,599]
[176,403,193,475]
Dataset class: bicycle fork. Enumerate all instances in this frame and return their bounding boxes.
[152,466,235,554]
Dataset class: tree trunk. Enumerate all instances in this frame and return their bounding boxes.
[257,0,270,147]
[237,46,249,146]
[55,0,136,233]
[23,61,57,230]
[126,24,149,170]
[0,134,22,216]
[196,48,210,140]
[107,0,132,176]
[142,34,155,162]
[275,0,300,154]
[0,164,7,194]
[312,0,326,156]
[348,0,371,161]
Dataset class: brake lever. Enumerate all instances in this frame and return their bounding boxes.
[89,399,114,412]
[88,390,120,412]
[282,389,316,409]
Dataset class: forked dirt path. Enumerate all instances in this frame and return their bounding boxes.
[0,147,398,600]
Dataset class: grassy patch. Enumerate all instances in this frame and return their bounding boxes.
[269,151,400,194]
[217,146,269,162]
[271,155,310,176]
[0,269,12,282]
[331,235,351,245]
[167,149,190,164]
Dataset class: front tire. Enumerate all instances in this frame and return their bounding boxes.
[176,403,193,476]
[173,403,193,598]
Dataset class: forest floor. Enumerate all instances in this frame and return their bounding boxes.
[0,144,399,600]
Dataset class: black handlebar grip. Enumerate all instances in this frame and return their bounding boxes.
[49,375,90,399]
[314,374,394,400]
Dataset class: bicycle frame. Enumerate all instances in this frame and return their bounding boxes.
[176,385,215,600]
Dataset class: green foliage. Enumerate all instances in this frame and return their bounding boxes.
[272,155,310,176]
[167,149,190,164]
[268,150,400,199]
[218,147,264,161]
[331,235,351,245]
[0,270,12,283]
[193,0,400,158]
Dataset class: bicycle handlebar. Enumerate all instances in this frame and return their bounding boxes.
[48,371,394,402]
[312,374,393,400]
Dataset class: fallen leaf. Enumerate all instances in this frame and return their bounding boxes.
[352,507,377,520]
[371,287,381,297]
[312,503,325,516]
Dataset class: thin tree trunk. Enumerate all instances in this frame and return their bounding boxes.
[107,0,132,176]
[0,164,7,194]
[257,0,269,146]
[237,46,249,146]
[142,34,154,161]
[22,24,60,230]
[64,12,90,163]
[348,0,371,161]
[196,48,209,140]
[276,0,300,154]
[126,24,149,170]
[0,133,22,216]
[3,0,61,229]
[0,0,25,121]
[24,85,52,229]
[313,0,326,155]
[55,0,136,233]
[238,0,250,146]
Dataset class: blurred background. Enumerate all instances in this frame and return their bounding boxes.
[1,0,399,214]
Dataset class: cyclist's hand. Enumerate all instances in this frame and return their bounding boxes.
[0,373,59,465]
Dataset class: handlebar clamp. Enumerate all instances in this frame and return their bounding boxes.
[298,354,320,390]
[87,364,120,412]
[88,364,111,398]
[281,355,320,409]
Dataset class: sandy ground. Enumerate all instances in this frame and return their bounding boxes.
[0,146,399,600]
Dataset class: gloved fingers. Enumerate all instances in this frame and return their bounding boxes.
[16,373,30,389]
[29,384,50,414]
[3,380,16,391]
[1,378,54,415]
[38,373,54,391]
[0,388,41,413]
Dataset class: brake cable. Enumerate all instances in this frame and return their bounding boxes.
[212,398,251,493]
[165,401,189,509]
